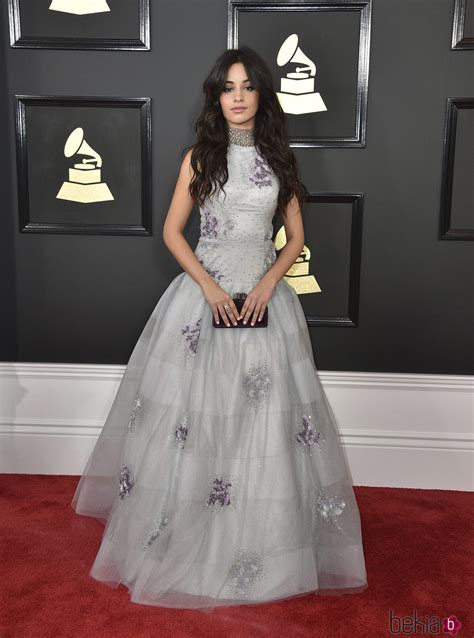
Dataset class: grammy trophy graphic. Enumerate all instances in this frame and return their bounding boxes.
[56,127,114,204]
[275,225,320,295]
[49,0,111,15]
[276,34,327,116]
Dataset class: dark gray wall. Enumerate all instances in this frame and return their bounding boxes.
[0,6,17,361]
[1,0,472,373]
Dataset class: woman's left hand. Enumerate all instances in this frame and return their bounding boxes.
[239,279,275,326]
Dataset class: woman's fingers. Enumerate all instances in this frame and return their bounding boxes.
[213,293,266,327]
[218,301,239,326]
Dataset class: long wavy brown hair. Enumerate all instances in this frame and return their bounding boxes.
[182,46,308,220]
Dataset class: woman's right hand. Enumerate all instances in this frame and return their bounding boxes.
[201,281,241,327]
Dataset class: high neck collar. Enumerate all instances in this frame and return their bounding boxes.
[228,125,255,147]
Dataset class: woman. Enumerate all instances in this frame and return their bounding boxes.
[71,46,368,610]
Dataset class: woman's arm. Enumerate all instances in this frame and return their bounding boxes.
[162,149,214,289]
[261,193,305,288]
[238,193,305,326]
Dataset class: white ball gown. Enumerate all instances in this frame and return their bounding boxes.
[71,126,368,610]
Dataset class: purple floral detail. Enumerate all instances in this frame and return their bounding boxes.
[198,257,224,282]
[200,206,220,238]
[295,414,321,454]
[206,477,232,509]
[174,414,189,449]
[181,317,202,355]
[119,465,134,499]
[249,155,272,188]
[128,392,143,429]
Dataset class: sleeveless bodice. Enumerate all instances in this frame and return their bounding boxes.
[194,143,279,286]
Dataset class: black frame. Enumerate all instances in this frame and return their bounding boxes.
[276,192,364,327]
[451,0,474,50]
[8,0,150,50]
[14,95,153,235]
[228,0,372,148]
[439,97,474,240]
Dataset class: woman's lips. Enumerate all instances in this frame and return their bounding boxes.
[232,108,246,112]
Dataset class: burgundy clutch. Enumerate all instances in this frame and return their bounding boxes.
[212,293,268,328]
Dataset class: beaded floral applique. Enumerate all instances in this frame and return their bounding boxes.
[128,392,144,430]
[242,362,272,413]
[294,414,323,455]
[206,476,232,509]
[174,414,189,450]
[226,549,266,599]
[200,205,220,238]
[119,464,135,499]
[315,490,346,531]
[197,257,224,283]
[181,317,202,356]
[249,155,272,188]
[142,511,170,550]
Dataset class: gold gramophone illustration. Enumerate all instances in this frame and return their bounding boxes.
[49,0,110,15]
[56,127,114,203]
[274,225,321,294]
[276,34,327,115]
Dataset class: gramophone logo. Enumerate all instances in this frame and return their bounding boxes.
[56,127,114,203]
[274,225,320,294]
[49,0,110,15]
[276,34,327,115]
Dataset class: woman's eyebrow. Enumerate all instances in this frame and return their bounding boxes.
[225,79,250,84]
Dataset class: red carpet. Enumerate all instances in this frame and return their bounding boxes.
[0,474,472,637]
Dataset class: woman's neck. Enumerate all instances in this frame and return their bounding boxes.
[227,125,255,147]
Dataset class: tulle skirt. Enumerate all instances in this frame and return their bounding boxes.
[71,270,368,610]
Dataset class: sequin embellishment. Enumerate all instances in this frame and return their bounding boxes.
[200,206,220,238]
[228,126,255,147]
[142,511,170,550]
[242,362,272,413]
[181,317,202,355]
[295,414,322,455]
[316,490,346,530]
[119,465,135,499]
[249,155,272,188]
[227,549,265,599]
[128,392,143,430]
[206,476,232,509]
[174,414,189,450]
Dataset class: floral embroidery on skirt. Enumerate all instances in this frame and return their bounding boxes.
[226,548,266,599]
[242,362,272,413]
[119,465,135,499]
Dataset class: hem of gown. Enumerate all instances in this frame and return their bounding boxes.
[91,576,369,611]
[73,505,369,610]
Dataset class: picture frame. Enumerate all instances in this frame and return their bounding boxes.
[8,0,150,51]
[14,95,153,235]
[228,0,373,148]
[439,97,474,240]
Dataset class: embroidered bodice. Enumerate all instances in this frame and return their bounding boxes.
[194,130,279,288]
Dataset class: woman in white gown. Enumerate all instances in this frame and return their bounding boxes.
[71,45,368,611]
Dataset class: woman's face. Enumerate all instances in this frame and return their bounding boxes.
[219,62,259,129]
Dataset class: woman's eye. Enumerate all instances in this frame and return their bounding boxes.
[223,86,254,92]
